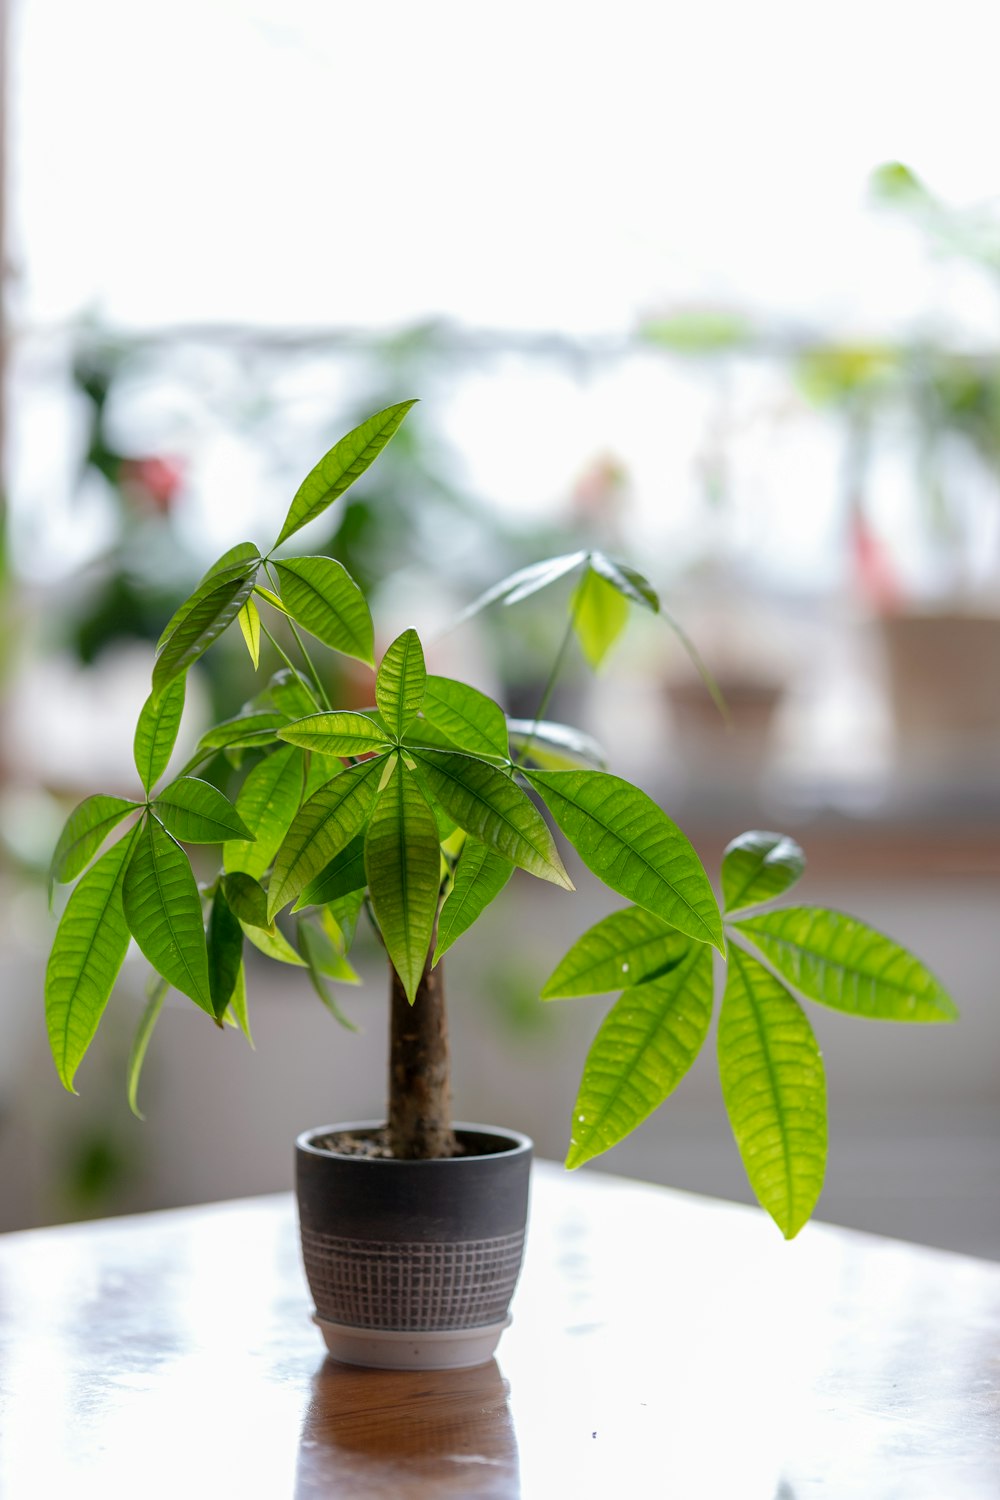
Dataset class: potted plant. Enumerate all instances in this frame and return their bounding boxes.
[45,401,958,1369]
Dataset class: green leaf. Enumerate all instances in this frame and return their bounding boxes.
[303,752,346,801]
[271,556,375,666]
[565,939,713,1169]
[722,831,806,915]
[298,915,360,985]
[133,677,186,794]
[421,676,510,760]
[571,566,630,669]
[365,760,441,1004]
[588,552,661,612]
[152,545,261,698]
[122,818,213,1012]
[253,583,293,616]
[127,978,168,1120]
[277,711,390,756]
[228,963,253,1046]
[222,871,270,928]
[241,920,305,966]
[198,540,263,591]
[265,668,318,718]
[224,744,305,880]
[187,712,286,763]
[325,888,366,953]
[718,947,827,1239]
[506,718,608,771]
[49,794,140,891]
[542,906,689,999]
[376,629,426,737]
[298,921,360,1030]
[293,833,368,911]
[274,400,417,547]
[731,908,959,1021]
[153,777,255,844]
[268,756,383,919]
[237,597,261,669]
[403,718,463,753]
[455,551,587,625]
[411,750,572,889]
[527,770,724,952]
[45,828,138,1092]
[435,838,513,962]
[207,886,243,1021]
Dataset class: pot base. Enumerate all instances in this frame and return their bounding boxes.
[313,1314,512,1370]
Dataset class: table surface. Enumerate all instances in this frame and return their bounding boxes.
[1,1163,998,1500]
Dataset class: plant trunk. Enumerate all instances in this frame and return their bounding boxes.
[387,948,459,1159]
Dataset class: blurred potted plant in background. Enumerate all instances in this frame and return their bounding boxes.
[638,308,793,794]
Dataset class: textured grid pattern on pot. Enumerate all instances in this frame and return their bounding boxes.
[301,1228,526,1330]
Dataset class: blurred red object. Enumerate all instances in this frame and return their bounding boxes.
[119,456,186,514]
[849,505,902,613]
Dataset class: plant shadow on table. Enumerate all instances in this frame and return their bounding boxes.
[294,1357,520,1498]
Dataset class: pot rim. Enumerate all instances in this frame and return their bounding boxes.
[296,1120,533,1166]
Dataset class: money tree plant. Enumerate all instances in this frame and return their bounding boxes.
[44,401,958,1238]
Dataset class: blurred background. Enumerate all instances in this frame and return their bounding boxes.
[1,0,998,1258]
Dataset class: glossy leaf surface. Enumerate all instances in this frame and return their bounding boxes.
[303,752,346,802]
[298,921,360,1029]
[294,833,367,911]
[253,583,292,616]
[571,566,630,668]
[722,831,805,914]
[46,829,137,1091]
[275,400,416,546]
[718,946,827,1239]
[49,794,139,890]
[241,920,304,967]
[266,668,318,719]
[588,552,660,611]
[189,712,286,759]
[228,963,253,1046]
[152,546,260,697]
[133,677,186,794]
[365,761,441,1003]
[421,676,510,760]
[506,718,607,771]
[153,777,254,844]
[566,939,713,1169]
[207,886,243,1020]
[277,711,389,756]
[376,629,426,738]
[456,551,587,624]
[732,907,959,1021]
[412,750,572,889]
[527,770,724,950]
[271,556,375,666]
[222,871,270,929]
[543,906,688,999]
[224,744,304,880]
[237,597,261,669]
[122,818,212,1012]
[268,756,382,919]
[434,838,513,962]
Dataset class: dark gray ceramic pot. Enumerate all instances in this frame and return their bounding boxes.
[295,1120,532,1370]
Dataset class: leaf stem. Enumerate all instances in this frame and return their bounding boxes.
[258,616,309,690]
[513,592,580,767]
[264,563,332,711]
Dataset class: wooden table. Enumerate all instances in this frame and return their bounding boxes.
[1,1163,998,1498]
